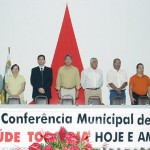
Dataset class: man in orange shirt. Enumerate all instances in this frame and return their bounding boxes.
[129,63,150,105]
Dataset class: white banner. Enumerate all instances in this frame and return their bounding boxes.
[0,105,150,149]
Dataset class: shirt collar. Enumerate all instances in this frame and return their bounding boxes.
[113,68,120,72]
[135,73,144,77]
[39,66,45,70]
[64,65,72,69]
[12,74,19,78]
[90,67,97,71]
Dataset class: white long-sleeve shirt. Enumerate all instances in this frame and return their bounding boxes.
[81,67,103,89]
[106,68,128,90]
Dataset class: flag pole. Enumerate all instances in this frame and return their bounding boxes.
[8,47,10,54]
[1,47,11,104]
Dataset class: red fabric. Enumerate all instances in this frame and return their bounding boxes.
[50,5,84,104]
[29,5,84,105]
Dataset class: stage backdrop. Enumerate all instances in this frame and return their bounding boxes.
[0,0,150,105]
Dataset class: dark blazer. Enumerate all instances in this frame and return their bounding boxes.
[30,66,52,100]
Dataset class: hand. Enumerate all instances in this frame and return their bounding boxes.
[115,88,121,94]
[13,95,19,98]
[131,97,135,104]
[38,88,45,94]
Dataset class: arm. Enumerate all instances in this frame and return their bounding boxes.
[44,68,53,90]
[106,71,117,89]
[56,69,61,91]
[148,87,150,97]
[31,69,45,94]
[30,69,40,90]
[56,69,61,98]
[76,69,81,90]
[108,83,122,94]
[129,86,135,104]
[99,70,103,88]
[129,77,135,104]
[75,69,81,99]
[147,77,150,97]
[120,71,128,90]
[108,83,117,90]
[5,83,13,97]
[81,70,86,89]
[120,82,128,90]
[49,69,53,87]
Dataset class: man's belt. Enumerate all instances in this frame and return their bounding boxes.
[132,92,147,97]
[61,86,75,90]
[111,89,125,91]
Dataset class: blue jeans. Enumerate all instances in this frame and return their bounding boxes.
[110,90,126,105]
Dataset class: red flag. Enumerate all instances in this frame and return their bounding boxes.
[50,5,85,104]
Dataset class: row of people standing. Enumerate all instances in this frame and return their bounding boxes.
[4,55,52,104]
[4,54,150,105]
[56,55,150,105]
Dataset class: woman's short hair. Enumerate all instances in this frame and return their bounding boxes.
[11,64,20,71]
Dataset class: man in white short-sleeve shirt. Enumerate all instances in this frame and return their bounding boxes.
[81,58,103,104]
[106,58,128,105]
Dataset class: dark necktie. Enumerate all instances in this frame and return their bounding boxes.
[41,68,43,86]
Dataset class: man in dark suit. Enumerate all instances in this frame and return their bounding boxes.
[30,55,52,103]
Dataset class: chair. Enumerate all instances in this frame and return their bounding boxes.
[88,96,101,105]
[112,96,126,105]
[138,96,150,105]
[8,97,21,104]
[61,95,74,105]
[35,96,48,104]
